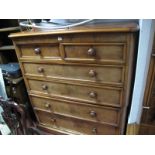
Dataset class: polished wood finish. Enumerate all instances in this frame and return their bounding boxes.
[30,95,120,125]
[126,123,139,135]
[10,23,138,134]
[27,79,122,107]
[35,109,118,135]
[62,43,126,64]
[139,124,155,135]
[23,63,124,87]
[19,44,60,59]
[9,22,138,38]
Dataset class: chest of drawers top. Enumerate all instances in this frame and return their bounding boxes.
[9,22,138,38]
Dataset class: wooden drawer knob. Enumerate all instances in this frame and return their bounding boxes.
[88,48,96,56]
[90,111,96,117]
[89,91,97,98]
[42,84,48,90]
[34,47,41,54]
[38,67,44,73]
[51,118,56,123]
[89,70,96,77]
[45,102,50,108]
[92,128,97,134]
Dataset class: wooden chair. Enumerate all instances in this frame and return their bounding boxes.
[0,97,26,134]
[0,97,46,135]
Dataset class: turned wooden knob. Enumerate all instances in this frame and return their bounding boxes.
[38,67,44,73]
[88,48,96,56]
[90,111,96,117]
[34,47,41,54]
[92,128,97,134]
[51,118,56,123]
[89,91,97,98]
[42,84,48,90]
[45,102,50,108]
[89,70,96,77]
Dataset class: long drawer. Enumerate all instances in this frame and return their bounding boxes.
[23,63,124,86]
[35,110,118,135]
[30,95,120,125]
[28,79,122,107]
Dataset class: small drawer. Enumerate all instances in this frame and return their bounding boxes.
[28,79,122,107]
[31,96,120,125]
[35,110,118,135]
[62,43,126,64]
[23,63,124,86]
[19,44,60,59]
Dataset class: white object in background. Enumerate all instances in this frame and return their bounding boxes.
[0,68,10,134]
[20,19,94,30]
[0,124,11,135]
[128,19,155,124]
[0,68,8,100]
[0,68,8,123]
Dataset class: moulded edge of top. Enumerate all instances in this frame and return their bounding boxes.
[9,22,139,38]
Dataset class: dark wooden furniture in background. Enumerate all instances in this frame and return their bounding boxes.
[139,33,155,134]
[0,97,37,135]
[0,20,35,133]
[0,20,30,106]
[0,20,20,64]
[10,23,138,134]
[0,98,26,134]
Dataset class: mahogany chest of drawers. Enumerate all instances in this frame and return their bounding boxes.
[10,23,138,134]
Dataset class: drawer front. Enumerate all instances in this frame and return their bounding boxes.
[62,43,126,63]
[23,63,124,86]
[35,110,118,135]
[28,79,122,107]
[19,44,60,59]
[30,96,120,125]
